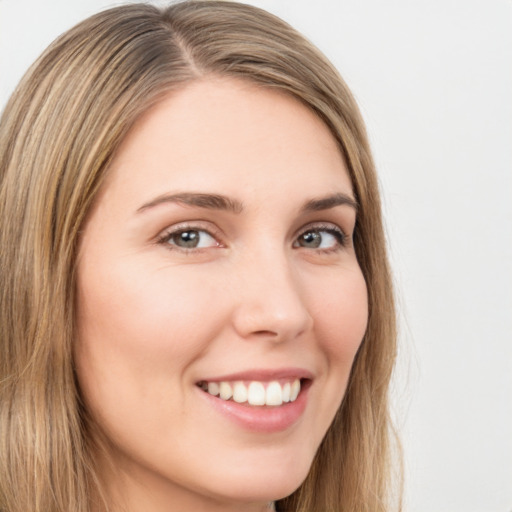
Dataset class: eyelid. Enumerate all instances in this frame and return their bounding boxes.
[155,221,225,250]
[294,222,350,249]
[296,221,347,236]
[154,220,351,253]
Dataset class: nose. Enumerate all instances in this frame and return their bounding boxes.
[230,251,313,343]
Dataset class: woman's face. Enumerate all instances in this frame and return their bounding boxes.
[75,78,368,511]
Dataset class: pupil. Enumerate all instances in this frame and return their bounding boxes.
[176,230,199,248]
[301,231,321,248]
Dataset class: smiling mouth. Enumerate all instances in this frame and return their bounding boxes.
[197,379,307,407]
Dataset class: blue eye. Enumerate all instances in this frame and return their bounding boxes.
[164,229,218,249]
[295,227,346,250]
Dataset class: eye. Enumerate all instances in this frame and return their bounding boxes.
[294,225,347,251]
[160,228,220,250]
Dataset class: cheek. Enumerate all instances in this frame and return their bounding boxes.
[76,260,220,359]
[312,267,368,360]
[294,266,367,462]
[73,259,227,422]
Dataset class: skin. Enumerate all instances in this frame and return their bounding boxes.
[75,77,368,512]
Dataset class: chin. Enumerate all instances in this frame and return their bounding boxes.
[199,450,313,505]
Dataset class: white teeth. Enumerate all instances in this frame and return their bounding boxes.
[290,379,300,401]
[282,382,291,403]
[207,382,219,396]
[247,381,266,405]
[233,381,248,403]
[204,378,302,406]
[265,381,283,406]
[219,382,232,400]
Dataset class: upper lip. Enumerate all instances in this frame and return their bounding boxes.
[198,367,315,383]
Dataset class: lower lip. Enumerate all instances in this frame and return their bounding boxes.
[198,381,310,433]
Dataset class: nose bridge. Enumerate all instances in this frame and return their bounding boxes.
[231,244,313,342]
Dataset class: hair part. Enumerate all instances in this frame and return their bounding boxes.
[0,2,400,511]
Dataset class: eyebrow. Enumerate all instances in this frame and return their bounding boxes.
[300,192,358,213]
[136,191,357,214]
[137,192,244,214]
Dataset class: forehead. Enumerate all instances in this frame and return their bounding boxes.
[103,77,353,208]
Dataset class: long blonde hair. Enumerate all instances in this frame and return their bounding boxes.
[0,2,399,511]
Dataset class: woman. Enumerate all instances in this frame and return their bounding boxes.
[0,2,399,511]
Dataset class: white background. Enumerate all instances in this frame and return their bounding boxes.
[1,1,511,511]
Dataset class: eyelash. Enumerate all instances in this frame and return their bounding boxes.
[156,222,223,252]
[156,222,349,254]
[294,223,349,253]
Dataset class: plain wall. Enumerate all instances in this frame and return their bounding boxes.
[1,1,511,511]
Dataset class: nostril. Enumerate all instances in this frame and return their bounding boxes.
[252,330,279,337]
